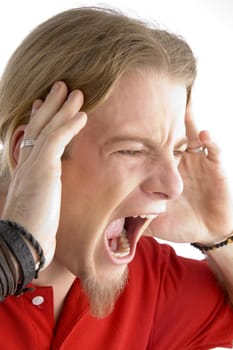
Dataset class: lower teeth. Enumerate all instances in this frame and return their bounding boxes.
[111,229,130,258]
[112,251,129,258]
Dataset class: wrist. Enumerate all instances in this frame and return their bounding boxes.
[0,220,45,299]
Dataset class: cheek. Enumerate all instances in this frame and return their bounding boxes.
[62,148,146,219]
[61,159,98,210]
[96,161,148,216]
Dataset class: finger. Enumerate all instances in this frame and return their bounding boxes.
[18,99,44,163]
[199,130,221,162]
[24,81,68,139]
[36,112,87,164]
[31,99,44,118]
[20,86,84,164]
[39,89,84,138]
[185,107,202,148]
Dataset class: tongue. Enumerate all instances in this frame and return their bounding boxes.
[105,218,125,239]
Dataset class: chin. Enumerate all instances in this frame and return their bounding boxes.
[80,265,128,318]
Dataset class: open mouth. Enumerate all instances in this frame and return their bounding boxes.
[104,215,157,264]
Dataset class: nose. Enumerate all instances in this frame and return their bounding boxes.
[141,158,183,200]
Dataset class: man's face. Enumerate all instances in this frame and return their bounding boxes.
[56,71,187,316]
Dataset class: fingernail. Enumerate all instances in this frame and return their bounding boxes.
[51,81,62,93]
[31,100,42,114]
[68,90,81,101]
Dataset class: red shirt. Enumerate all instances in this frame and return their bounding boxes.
[0,237,233,349]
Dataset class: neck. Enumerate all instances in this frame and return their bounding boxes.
[33,257,76,323]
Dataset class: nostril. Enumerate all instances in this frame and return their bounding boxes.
[152,192,169,199]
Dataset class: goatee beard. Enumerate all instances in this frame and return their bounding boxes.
[81,267,128,318]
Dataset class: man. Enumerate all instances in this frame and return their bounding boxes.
[0,7,232,349]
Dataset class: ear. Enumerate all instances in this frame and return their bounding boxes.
[10,125,26,169]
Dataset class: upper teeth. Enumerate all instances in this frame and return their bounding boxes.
[133,214,158,219]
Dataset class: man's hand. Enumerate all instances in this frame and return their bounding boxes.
[148,107,233,244]
[2,82,87,267]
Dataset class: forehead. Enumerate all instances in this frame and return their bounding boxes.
[87,71,187,143]
[113,71,185,109]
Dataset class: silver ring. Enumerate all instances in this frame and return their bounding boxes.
[20,139,35,149]
[187,146,204,154]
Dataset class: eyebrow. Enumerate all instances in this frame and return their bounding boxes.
[104,135,189,149]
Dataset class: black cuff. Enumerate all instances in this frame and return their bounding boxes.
[0,221,36,295]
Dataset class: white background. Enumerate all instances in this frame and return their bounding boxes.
[0,1,232,252]
[0,1,232,348]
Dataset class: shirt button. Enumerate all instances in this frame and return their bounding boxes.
[32,296,44,306]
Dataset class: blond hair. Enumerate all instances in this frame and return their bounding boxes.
[0,7,196,177]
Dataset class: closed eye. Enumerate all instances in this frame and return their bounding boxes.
[117,150,144,156]
[174,147,187,160]
[174,150,183,158]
